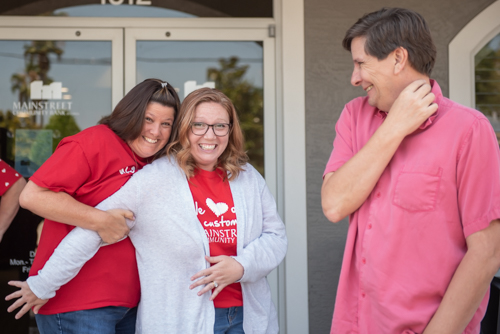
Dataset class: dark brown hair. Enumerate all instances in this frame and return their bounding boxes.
[166,88,248,181]
[342,7,436,76]
[99,78,181,151]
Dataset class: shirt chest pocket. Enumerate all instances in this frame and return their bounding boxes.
[392,165,443,212]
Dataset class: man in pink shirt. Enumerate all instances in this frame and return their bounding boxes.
[322,7,500,334]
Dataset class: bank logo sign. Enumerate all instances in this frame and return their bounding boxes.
[12,80,74,117]
[30,81,62,100]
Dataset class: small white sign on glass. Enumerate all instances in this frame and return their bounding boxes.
[184,81,215,98]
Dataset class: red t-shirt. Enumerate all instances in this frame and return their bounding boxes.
[0,160,22,196]
[188,168,243,308]
[29,125,147,314]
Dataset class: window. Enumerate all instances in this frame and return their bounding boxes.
[449,0,500,145]
[475,33,500,144]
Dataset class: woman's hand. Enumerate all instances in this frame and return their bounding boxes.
[5,281,48,319]
[98,208,135,244]
[190,255,244,300]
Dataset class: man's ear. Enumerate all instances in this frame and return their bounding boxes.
[393,47,408,74]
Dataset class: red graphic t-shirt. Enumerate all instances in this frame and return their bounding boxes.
[188,168,243,308]
[29,125,145,314]
[0,159,22,196]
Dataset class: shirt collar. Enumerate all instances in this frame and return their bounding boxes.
[374,79,442,130]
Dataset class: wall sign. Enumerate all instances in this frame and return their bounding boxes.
[184,81,216,98]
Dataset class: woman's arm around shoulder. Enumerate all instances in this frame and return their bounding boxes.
[20,139,132,244]
[6,174,142,317]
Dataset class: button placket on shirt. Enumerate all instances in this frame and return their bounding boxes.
[359,189,381,302]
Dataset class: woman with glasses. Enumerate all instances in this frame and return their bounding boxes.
[9,88,287,334]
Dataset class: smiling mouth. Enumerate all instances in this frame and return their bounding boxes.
[365,85,373,92]
[143,136,158,144]
[199,144,216,150]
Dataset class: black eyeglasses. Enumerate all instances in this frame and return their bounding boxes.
[190,122,232,137]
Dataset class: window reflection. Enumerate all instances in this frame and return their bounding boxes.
[0,39,112,174]
[475,33,500,145]
[136,41,265,175]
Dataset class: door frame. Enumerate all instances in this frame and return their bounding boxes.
[0,15,291,331]
[449,0,500,108]
[124,24,280,316]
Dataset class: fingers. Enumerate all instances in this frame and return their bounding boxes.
[403,79,430,92]
[7,280,24,289]
[190,256,242,299]
[99,210,132,244]
[189,257,226,286]
[387,80,438,136]
[411,82,437,113]
[196,281,226,299]
[114,209,135,221]
[5,290,22,302]
[197,282,215,296]
[210,286,223,301]
[14,304,31,319]
[7,298,47,319]
[6,281,27,301]
[124,211,135,221]
[107,208,134,221]
[205,255,224,264]
[415,85,435,104]
[190,268,210,282]
[5,280,47,319]
[400,79,430,98]
[7,297,26,313]
[189,271,213,289]
[33,303,44,314]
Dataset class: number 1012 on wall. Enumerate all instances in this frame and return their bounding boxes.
[101,0,152,5]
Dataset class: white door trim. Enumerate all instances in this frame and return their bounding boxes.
[279,0,310,332]
[124,24,282,321]
[449,0,500,108]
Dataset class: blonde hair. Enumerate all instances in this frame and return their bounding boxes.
[166,88,248,180]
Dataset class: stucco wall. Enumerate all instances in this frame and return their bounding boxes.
[304,0,495,332]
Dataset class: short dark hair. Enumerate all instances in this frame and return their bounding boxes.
[99,78,181,144]
[342,7,436,76]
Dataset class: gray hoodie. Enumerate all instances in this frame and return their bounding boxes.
[28,156,287,334]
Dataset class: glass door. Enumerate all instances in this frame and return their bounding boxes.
[0,24,281,332]
[0,27,123,334]
[0,27,123,172]
[124,26,280,307]
[125,28,276,182]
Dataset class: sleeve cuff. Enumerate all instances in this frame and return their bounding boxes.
[230,255,247,283]
[27,275,56,300]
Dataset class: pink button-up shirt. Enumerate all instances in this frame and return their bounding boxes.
[324,81,500,334]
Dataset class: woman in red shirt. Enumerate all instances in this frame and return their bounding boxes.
[0,160,26,243]
[7,78,180,334]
